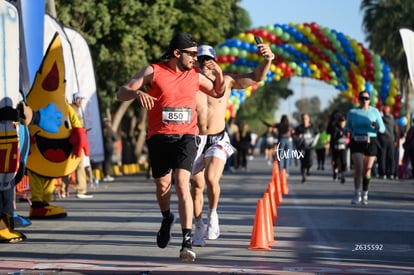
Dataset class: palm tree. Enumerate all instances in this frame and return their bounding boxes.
[361,0,414,121]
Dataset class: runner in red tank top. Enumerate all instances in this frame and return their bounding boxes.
[117,33,224,262]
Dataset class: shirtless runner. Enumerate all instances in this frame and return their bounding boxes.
[191,42,274,246]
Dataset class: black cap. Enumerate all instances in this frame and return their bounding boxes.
[161,33,198,59]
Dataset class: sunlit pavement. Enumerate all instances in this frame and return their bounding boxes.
[1,155,413,275]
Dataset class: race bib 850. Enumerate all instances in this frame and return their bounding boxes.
[162,107,192,124]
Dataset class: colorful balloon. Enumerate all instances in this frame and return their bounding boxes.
[216,23,402,121]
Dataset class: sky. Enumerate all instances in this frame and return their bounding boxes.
[239,0,367,119]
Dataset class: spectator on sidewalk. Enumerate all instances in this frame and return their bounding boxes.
[71,93,94,199]
[377,106,398,179]
[403,119,414,178]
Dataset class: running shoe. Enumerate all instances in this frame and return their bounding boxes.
[206,213,220,240]
[156,213,175,248]
[180,236,196,262]
[351,190,361,204]
[361,191,368,205]
[192,219,205,247]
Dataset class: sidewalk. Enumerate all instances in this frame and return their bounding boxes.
[1,155,414,274]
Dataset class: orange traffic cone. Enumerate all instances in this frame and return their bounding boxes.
[280,168,289,195]
[265,181,278,224]
[248,199,271,250]
[272,170,283,205]
[263,192,275,243]
[272,160,280,180]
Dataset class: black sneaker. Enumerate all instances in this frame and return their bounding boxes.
[156,213,175,248]
[180,236,196,262]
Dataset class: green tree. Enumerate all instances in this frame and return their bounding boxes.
[52,0,250,109]
[173,0,251,45]
[50,0,251,163]
[360,0,414,120]
[52,0,180,108]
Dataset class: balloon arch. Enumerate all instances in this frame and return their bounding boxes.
[216,22,407,126]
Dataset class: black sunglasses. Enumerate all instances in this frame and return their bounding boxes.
[359,96,370,101]
[179,49,198,58]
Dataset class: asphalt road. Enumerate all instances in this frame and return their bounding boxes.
[1,155,413,275]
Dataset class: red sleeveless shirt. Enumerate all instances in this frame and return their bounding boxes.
[147,62,200,138]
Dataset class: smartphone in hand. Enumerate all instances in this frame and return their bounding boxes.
[254,36,262,44]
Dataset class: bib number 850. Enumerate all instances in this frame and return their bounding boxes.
[162,107,191,124]
[168,112,184,120]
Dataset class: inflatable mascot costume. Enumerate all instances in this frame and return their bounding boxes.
[25,32,89,219]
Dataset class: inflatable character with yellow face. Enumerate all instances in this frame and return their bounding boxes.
[26,33,90,219]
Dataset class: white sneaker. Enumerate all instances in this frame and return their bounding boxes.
[206,213,220,240]
[192,219,205,247]
[179,246,196,262]
[76,193,94,199]
[103,176,115,182]
[351,190,361,204]
[361,191,368,205]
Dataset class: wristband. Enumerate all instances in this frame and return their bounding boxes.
[265,54,275,61]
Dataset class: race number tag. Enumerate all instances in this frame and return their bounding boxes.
[162,107,192,124]
[354,135,370,143]
[336,144,346,150]
[217,139,235,157]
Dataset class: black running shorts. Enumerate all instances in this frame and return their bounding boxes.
[147,134,199,178]
[349,137,378,156]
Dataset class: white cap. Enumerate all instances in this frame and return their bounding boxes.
[73,92,85,101]
[197,45,216,59]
